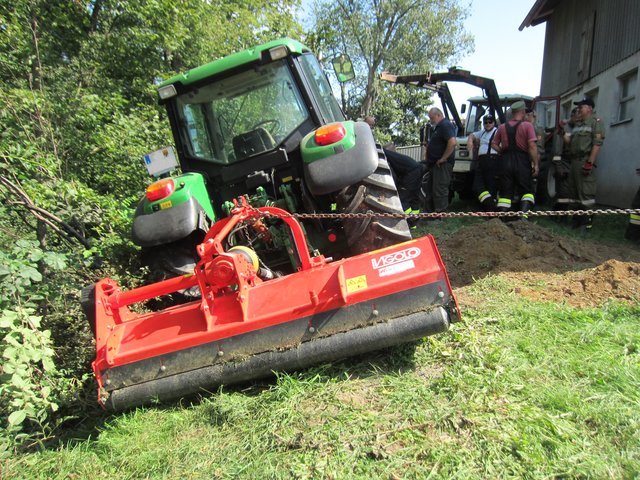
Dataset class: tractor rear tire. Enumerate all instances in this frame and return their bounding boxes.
[337,156,412,256]
[80,284,96,336]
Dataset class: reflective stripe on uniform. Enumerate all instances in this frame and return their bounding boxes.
[521,193,535,205]
[497,197,511,208]
[555,198,573,204]
[478,191,492,203]
[630,214,640,225]
[581,199,596,206]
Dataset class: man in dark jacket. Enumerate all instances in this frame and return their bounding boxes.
[424,107,457,214]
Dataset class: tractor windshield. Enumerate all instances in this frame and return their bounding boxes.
[175,60,310,164]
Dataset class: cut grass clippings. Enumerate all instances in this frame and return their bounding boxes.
[3,275,639,479]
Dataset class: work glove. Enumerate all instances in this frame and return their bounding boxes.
[582,161,594,176]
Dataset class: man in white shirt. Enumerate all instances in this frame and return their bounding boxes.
[468,114,499,211]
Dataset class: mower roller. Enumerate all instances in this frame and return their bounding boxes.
[90,199,459,410]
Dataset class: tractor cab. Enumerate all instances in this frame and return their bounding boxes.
[157,40,345,216]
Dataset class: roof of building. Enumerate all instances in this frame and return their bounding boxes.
[519,0,562,30]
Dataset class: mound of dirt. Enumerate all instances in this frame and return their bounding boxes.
[438,219,640,307]
[499,260,640,308]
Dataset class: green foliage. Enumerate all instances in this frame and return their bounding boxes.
[0,0,304,455]
[0,241,77,455]
[370,85,433,145]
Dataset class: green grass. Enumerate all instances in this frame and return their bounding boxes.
[4,276,639,479]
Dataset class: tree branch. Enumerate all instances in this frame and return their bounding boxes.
[0,175,91,249]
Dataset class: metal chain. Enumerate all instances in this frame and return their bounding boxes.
[260,208,640,220]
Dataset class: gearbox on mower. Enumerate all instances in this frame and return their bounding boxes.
[83,38,460,410]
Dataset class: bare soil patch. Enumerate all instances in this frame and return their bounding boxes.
[438,219,640,308]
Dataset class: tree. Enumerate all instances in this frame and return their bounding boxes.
[307,0,473,139]
[0,0,303,451]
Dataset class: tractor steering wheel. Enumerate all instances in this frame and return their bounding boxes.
[251,119,281,134]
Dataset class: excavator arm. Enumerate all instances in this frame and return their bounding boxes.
[380,67,507,125]
[380,71,464,133]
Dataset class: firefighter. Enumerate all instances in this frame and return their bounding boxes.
[468,114,499,211]
[564,97,605,230]
[525,108,545,160]
[624,167,640,243]
[552,107,579,219]
[491,100,539,218]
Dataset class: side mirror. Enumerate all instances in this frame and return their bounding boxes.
[332,54,355,83]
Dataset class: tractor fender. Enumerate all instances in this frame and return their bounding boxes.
[303,121,378,196]
[132,196,209,247]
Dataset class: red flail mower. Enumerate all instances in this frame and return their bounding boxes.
[86,200,459,410]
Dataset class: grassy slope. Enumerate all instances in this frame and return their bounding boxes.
[4,275,639,479]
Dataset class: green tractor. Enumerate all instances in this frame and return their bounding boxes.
[83,39,462,410]
[133,38,411,282]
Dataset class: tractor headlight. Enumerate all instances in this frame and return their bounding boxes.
[158,85,177,100]
[268,45,289,61]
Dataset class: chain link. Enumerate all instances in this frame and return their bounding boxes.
[259,208,640,220]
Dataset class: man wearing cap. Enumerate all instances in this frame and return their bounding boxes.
[468,114,499,211]
[491,100,539,217]
[564,97,605,229]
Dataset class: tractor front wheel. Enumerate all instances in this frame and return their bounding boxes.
[337,156,412,256]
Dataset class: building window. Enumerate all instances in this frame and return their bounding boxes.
[618,69,637,122]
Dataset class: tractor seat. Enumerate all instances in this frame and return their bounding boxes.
[232,127,276,159]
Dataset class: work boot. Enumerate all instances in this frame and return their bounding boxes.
[405,207,421,229]
[584,215,593,231]
[519,199,534,221]
[478,191,496,212]
[480,197,496,212]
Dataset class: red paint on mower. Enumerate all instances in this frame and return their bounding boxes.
[90,200,459,409]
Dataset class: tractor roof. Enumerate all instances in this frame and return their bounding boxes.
[159,38,310,88]
[467,94,534,104]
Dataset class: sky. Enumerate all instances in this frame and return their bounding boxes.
[446,0,547,109]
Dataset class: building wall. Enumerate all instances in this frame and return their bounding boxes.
[540,0,640,95]
[538,0,640,207]
[556,52,639,207]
